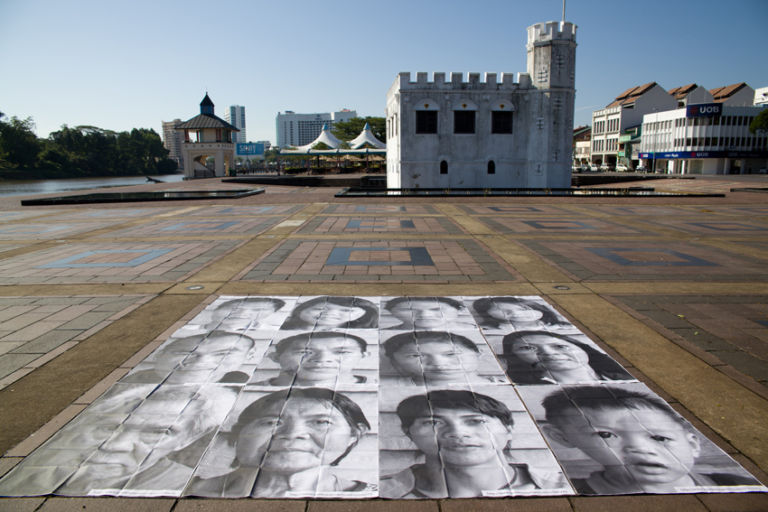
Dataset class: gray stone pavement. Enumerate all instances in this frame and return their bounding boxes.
[0,175,767,511]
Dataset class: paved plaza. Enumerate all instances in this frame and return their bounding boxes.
[0,176,767,511]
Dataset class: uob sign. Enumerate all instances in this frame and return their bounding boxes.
[687,103,722,118]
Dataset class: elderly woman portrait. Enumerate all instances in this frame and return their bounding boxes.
[501,330,634,385]
[186,387,376,498]
[380,389,567,498]
[280,296,378,330]
[472,296,568,331]
[381,331,506,386]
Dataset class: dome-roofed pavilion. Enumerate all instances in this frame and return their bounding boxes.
[175,94,240,178]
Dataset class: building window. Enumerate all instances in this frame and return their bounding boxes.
[415,111,438,134]
[440,160,448,174]
[454,111,475,134]
[491,111,513,133]
[487,160,496,174]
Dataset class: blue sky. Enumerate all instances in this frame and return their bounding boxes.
[1,0,766,144]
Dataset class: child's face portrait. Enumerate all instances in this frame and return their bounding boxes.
[390,300,460,328]
[298,302,366,327]
[557,406,701,486]
[236,398,358,472]
[390,340,479,382]
[507,334,589,371]
[488,302,542,323]
[405,407,512,467]
[274,336,366,381]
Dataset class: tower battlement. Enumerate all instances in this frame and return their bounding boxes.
[527,21,577,46]
[393,71,532,91]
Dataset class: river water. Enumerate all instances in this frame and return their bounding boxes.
[0,174,185,197]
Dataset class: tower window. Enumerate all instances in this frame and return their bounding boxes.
[416,111,438,134]
[487,160,496,174]
[440,160,448,174]
[492,111,513,134]
[454,111,475,134]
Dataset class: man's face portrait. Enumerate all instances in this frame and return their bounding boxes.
[405,406,513,467]
[389,340,479,382]
[272,336,366,381]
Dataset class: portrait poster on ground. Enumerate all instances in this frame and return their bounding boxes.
[0,296,764,498]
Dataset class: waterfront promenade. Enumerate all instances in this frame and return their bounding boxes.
[0,175,767,511]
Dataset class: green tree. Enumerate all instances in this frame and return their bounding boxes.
[749,109,768,135]
[0,114,41,169]
[331,117,386,143]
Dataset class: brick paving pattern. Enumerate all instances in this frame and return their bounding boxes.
[240,239,519,282]
[0,241,239,284]
[0,175,767,511]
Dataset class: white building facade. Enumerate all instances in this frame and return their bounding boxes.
[755,87,768,106]
[226,105,246,144]
[639,105,768,174]
[386,21,576,189]
[590,83,676,168]
[276,110,357,148]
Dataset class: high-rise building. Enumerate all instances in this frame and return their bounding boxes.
[276,110,357,148]
[226,105,247,144]
[161,118,184,168]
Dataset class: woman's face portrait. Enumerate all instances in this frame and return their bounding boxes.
[508,335,590,372]
[274,336,366,382]
[406,407,512,467]
[488,302,543,324]
[389,300,459,329]
[298,302,366,328]
[235,398,359,473]
[390,341,479,382]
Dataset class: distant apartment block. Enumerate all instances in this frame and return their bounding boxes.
[276,110,357,148]
[161,119,184,168]
[226,105,246,144]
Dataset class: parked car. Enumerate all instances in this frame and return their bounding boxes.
[616,164,628,172]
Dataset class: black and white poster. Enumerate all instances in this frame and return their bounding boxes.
[0,296,764,498]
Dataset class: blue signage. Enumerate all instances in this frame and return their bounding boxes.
[236,143,265,156]
[639,150,768,159]
[686,103,722,118]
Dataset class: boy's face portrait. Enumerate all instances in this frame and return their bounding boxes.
[555,405,701,486]
[508,334,589,371]
[236,397,358,473]
[273,336,366,381]
[390,340,479,381]
[488,302,542,323]
[405,407,513,467]
[390,300,460,328]
[298,302,366,327]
